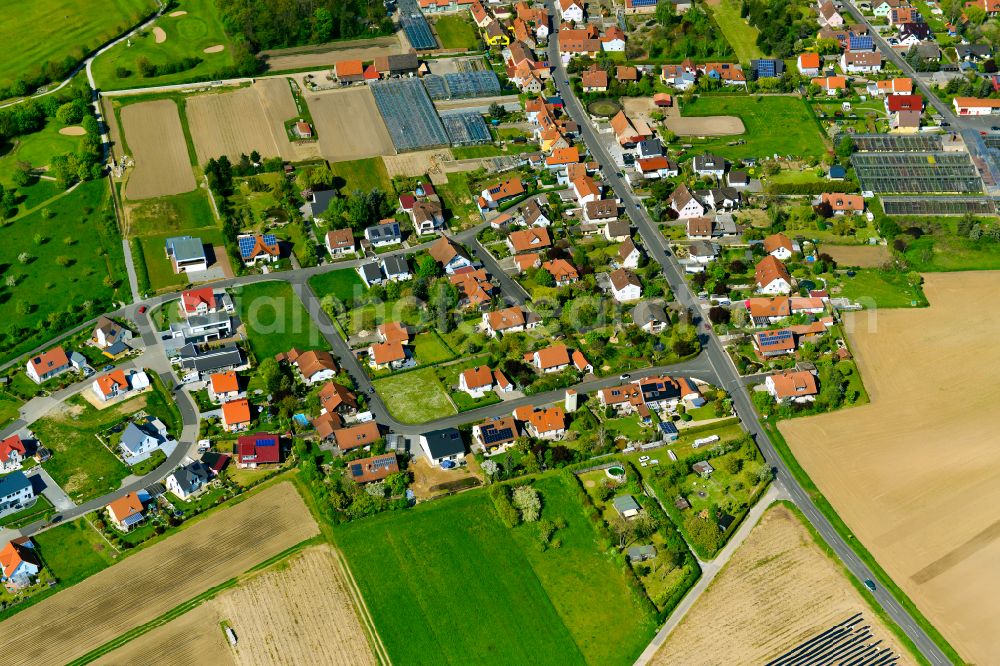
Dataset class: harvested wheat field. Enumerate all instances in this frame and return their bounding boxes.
[306,87,395,161]
[821,244,891,268]
[779,271,1000,664]
[187,86,284,163]
[0,482,319,666]
[93,602,234,666]
[95,545,376,666]
[122,99,196,200]
[255,78,321,161]
[662,105,744,136]
[654,505,911,665]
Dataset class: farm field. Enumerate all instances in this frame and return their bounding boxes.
[336,476,654,665]
[652,504,911,665]
[233,281,330,360]
[124,188,216,238]
[0,0,156,91]
[306,87,396,162]
[121,99,197,200]
[708,0,763,62]
[372,367,457,423]
[95,545,375,666]
[676,95,827,159]
[779,272,1000,665]
[0,482,319,666]
[821,244,891,268]
[90,0,234,90]
[0,179,127,365]
[903,229,1000,272]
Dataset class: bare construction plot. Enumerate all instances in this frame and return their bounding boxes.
[261,34,403,72]
[662,104,744,136]
[306,87,395,161]
[780,271,1000,665]
[0,482,319,666]
[821,244,892,268]
[94,546,376,666]
[121,100,196,200]
[653,505,910,665]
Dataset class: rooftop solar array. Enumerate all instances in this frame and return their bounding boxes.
[370,78,449,151]
[398,0,437,50]
[237,233,277,258]
[751,59,782,78]
[442,111,491,145]
[756,330,793,346]
[482,425,514,444]
[852,152,982,193]
[629,0,658,6]
[881,196,997,215]
[848,34,874,50]
[849,133,943,152]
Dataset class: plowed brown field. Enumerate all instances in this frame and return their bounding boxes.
[121,100,196,200]
[653,505,911,665]
[306,87,395,161]
[0,482,318,666]
[93,603,234,666]
[821,244,891,268]
[780,271,1000,664]
[187,86,283,163]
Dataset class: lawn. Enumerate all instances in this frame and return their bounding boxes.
[0,179,128,365]
[125,189,216,238]
[0,393,24,430]
[0,494,53,529]
[372,368,457,423]
[413,331,455,364]
[90,0,235,91]
[308,268,368,306]
[709,0,764,61]
[451,142,538,159]
[33,517,118,586]
[837,268,927,308]
[678,94,827,160]
[336,477,655,665]
[137,227,226,291]
[903,233,1000,272]
[0,0,157,91]
[329,156,392,194]
[605,414,650,441]
[433,14,480,50]
[0,124,85,189]
[233,281,329,360]
[436,171,479,229]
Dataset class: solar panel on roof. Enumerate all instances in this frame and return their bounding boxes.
[238,236,255,257]
[123,512,144,527]
[759,331,793,345]
[849,35,873,50]
[372,457,395,470]
[630,0,657,6]
[350,463,363,476]
[483,426,514,444]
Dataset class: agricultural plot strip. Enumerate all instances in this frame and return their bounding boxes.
[186,86,285,163]
[122,100,196,200]
[0,482,318,666]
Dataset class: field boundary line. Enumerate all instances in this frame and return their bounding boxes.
[332,547,392,666]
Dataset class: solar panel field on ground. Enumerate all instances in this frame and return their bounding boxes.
[398,0,437,49]
[852,152,982,193]
[441,111,491,145]
[881,196,997,215]
[370,78,449,151]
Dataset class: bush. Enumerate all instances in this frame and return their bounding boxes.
[130,239,150,294]
[489,484,520,527]
[512,484,541,522]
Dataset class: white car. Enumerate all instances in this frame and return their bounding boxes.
[640,461,648,467]
[650,459,659,466]
[639,455,650,463]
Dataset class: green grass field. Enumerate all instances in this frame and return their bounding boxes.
[336,477,655,665]
[679,95,827,159]
[329,157,392,194]
[413,332,455,364]
[233,281,329,360]
[33,517,118,585]
[308,268,368,305]
[837,269,927,308]
[709,0,764,61]
[0,0,157,91]
[0,124,85,188]
[433,14,480,50]
[903,233,1000,272]
[126,189,216,238]
[90,0,235,91]
[0,179,127,365]
[372,367,457,423]
[137,227,226,291]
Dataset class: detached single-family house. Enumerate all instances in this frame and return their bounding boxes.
[670,184,707,220]
[208,371,242,403]
[692,154,726,179]
[521,197,551,227]
[419,428,466,467]
[0,538,41,588]
[812,75,847,94]
[119,416,171,464]
[365,221,402,247]
[818,1,844,27]
[347,453,400,484]
[632,301,669,334]
[221,398,252,433]
[381,255,412,282]
[94,316,133,351]
[507,227,552,254]
[459,365,495,398]
[763,233,796,260]
[26,347,71,384]
[368,341,409,370]
[107,492,145,531]
[325,229,357,257]
[429,236,474,274]
[610,268,642,302]
[619,237,642,269]
[581,65,609,92]
[483,306,538,337]
[0,435,26,473]
[480,178,525,209]
[821,193,865,215]
[528,344,571,373]
[515,405,566,440]
[237,433,281,468]
[166,460,212,500]
[411,200,446,235]
[335,422,381,452]
[755,256,793,295]
[841,51,882,74]
[472,416,520,455]
[766,370,819,404]
[278,348,338,384]
[541,258,579,286]
[165,236,207,273]
[559,0,584,23]
[92,369,131,402]
[797,52,821,76]
[238,234,280,265]
[0,472,33,519]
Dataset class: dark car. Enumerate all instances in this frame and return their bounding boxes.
[864,579,876,592]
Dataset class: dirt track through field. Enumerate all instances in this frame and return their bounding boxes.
[0,482,319,666]
[663,104,744,136]
[821,244,891,268]
[653,505,910,665]
[779,272,1000,664]
[122,100,196,200]
[262,34,402,72]
[95,545,374,666]
[306,87,395,161]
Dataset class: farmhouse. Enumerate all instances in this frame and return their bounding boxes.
[755,256,793,295]
[0,538,41,589]
[164,236,208,273]
[237,433,281,467]
[347,453,399,484]
[107,492,145,531]
[335,60,365,83]
[472,416,520,455]
[419,428,466,467]
[766,370,819,404]
[26,347,71,384]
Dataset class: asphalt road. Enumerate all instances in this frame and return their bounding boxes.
[541,7,951,664]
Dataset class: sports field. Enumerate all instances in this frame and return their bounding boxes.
[779,272,1000,664]
[0,483,319,666]
[306,87,396,161]
[0,0,156,90]
[121,99,196,199]
[90,0,234,90]
[336,476,655,665]
[0,123,85,187]
[372,367,457,423]
[653,504,910,664]
[677,95,827,159]
[233,281,330,360]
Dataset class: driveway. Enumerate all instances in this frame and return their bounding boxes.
[26,467,75,512]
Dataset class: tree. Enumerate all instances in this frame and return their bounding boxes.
[535,268,555,287]
[835,135,855,159]
[311,7,334,41]
[609,513,636,548]
[55,101,84,125]
[708,306,730,325]
[488,102,506,120]
[414,253,440,280]
[656,0,677,26]
[512,485,541,522]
